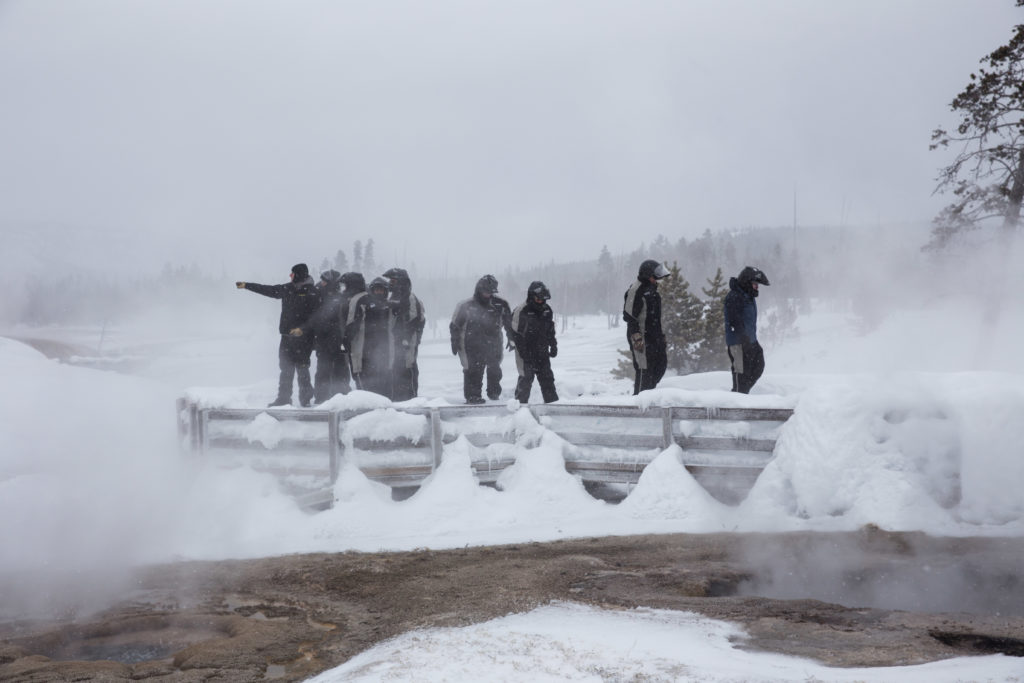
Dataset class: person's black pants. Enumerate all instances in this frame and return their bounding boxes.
[515,355,558,403]
[729,341,765,394]
[277,336,315,405]
[463,350,502,401]
[313,348,351,403]
[630,337,667,395]
[392,361,419,402]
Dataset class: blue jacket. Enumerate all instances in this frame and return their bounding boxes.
[724,277,758,346]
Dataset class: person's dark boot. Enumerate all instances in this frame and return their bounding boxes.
[465,397,486,405]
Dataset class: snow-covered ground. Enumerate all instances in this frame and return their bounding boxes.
[2,294,1023,681]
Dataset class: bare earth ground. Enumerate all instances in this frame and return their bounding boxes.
[1,529,1023,681]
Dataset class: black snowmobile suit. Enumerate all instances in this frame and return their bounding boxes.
[243,277,321,406]
[510,295,558,404]
[450,285,513,402]
[302,280,351,402]
[385,269,426,401]
[346,283,394,398]
[622,276,667,395]
[724,276,765,394]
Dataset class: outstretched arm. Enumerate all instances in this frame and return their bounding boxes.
[237,282,286,299]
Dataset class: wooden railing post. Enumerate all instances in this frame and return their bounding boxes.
[176,398,188,453]
[328,409,341,483]
[430,408,443,471]
[198,408,209,456]
[189,402,202,454]
[662,406,674,449]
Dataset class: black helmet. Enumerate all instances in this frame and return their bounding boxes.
[320,269,342,286]
[383,267,410,282]
[638,259,670,280]
[738,266,770,286]
[476,274,499,294]
[340,272,366,292]
[527,281,551,301]
[369,276,390,295]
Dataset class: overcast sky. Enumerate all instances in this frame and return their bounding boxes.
[0,1,1020,276]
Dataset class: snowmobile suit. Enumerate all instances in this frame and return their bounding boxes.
[385,269,426,401]
[450,284,513,402]
[303,279,351,402]
[242,275,320,406]
[724,275,765,394]
[346,288,394,398]
[510,295,558,404]
[623,278,667,395]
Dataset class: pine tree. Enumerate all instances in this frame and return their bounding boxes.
[611,347,634,381]
[659,262,704,374]
[353,240,363,271]
[364,238,376,275]
[929,3,1024,247]
[696,267,730,371]
[334,249,349,273]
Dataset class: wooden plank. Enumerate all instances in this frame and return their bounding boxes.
[351,436,426,451]
[208,436,329,451]
[688,407,794,421]
[435,405,515,419]
[206,407,335,422]
[554,432,664,449]
[358,464,434,479]
[531,404,664,419]
[533,404,793,422]
[677,436,777,452]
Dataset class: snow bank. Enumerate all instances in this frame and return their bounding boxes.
[306,601,1024,683]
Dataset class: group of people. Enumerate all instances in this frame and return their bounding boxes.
[238,260,769,407]
[237,264,425,407]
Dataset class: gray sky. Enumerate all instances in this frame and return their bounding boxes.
[0,0,1019,277]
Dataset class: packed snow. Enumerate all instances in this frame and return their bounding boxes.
[2,289,1023,681]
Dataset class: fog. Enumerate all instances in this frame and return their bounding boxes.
[2,0,1023,639]
[1,0,1020,276]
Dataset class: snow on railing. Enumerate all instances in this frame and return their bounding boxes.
[177,398,793,507]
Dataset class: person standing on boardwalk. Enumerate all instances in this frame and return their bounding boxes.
[293,269,350,403]
[236,263,320,407]
[450,275,513,404]
[510,281,559,404]
[622,259,669,395]
[346,277,394,398]
[724,266,770,394]
[383,267,426,401]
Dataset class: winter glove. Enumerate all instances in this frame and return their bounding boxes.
[630,332,644,352]
[506,340,515,352]
[289,328,303,337]
[451,340,459,356]
[549,345,557,358]
[235,281,246,289]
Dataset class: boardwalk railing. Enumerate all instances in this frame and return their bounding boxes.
[177,399,793,506]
